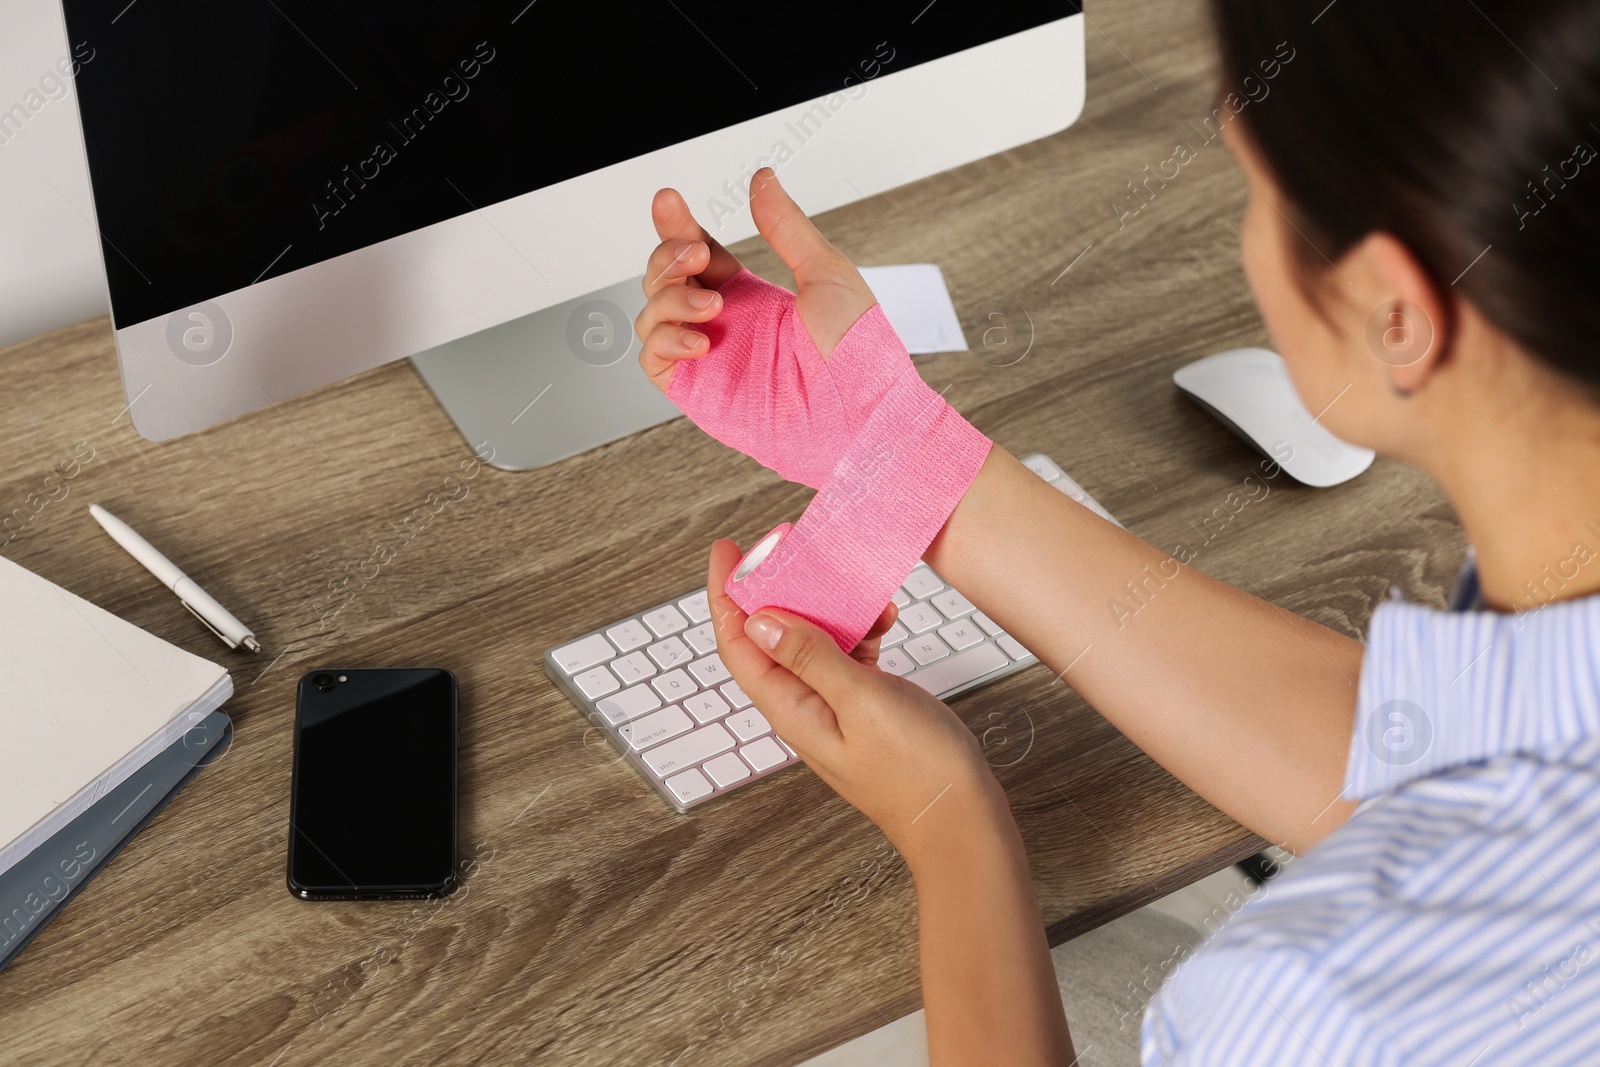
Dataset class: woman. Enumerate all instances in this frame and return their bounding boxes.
[634,0,1600,1062]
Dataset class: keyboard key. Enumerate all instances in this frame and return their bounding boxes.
[726,707,771,742]
[932,589,975,620]
[892,588,911,609]
[881,622,909,648]
[878,648,915,676]
[684,690,730,724]
[901,602,944,634]
[643,604,689,637]
[688,654,731,688]
[740,737,787,772]
[573,665,620,699]
[610,651,656,685]
[720,679,752,708]
[1022,453,1066,481]
[651,669,696,702]
[551,633,615,675]
[646,636,692,669]
[938,619,984,651]
[596,683,662,724]
[906,633,951,665]
[902,566,945,599]
[622,705,693,750]
[998,634,1034,662]
[664,768,714,805]
[605,619,652,654]
[683,622,717,655]
[703,751,752,787]
[907,643,1009,695]
[643,724,736,777]
[973,612,1004,637]
[678,589,712,623]
[778,737,797,758]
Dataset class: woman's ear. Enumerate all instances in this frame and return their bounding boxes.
[1357,232,1454,397]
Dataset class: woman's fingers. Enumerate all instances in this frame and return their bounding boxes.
[849,602,899,667]
[635,285,724,392]
[642,238,710,299]
[650,188,742,292]
[706,540,845,753]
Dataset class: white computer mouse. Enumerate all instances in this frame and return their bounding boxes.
[1173,347,1375,488]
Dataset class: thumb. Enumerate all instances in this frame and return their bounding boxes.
[748,169,869,293]
[744,608,869,711]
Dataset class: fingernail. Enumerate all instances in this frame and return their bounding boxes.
[745,614,783,650]
[680,330,705,350]
[674,240,697,260]
[687,288,716,309]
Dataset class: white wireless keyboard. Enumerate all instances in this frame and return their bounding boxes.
[543,453,1120,812]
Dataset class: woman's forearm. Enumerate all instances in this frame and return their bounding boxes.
[913,780,1074,1066]
[925,446,1362,852]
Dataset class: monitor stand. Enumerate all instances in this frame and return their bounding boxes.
[409,275,681,471]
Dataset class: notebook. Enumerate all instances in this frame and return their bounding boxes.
[0,709,233,970]
[0,554,233,878]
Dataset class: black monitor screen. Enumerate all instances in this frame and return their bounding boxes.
[60,1,1077,328]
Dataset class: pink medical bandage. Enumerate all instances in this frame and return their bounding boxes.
[665,268,908,490]
[724,356,992,653]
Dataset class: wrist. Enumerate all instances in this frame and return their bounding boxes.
[901,769,1020,883]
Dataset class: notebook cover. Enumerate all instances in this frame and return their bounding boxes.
[0,554,233,876]
[0,710,233,972]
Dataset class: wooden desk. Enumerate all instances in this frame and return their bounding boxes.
[0,0,1461,1062]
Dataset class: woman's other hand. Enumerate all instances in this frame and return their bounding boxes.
[707,539,1009,868]
[635,169,876,393]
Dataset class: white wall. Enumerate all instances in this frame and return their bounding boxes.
[0,0,108,348]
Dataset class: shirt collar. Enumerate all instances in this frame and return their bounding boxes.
[1343,555,1600,799]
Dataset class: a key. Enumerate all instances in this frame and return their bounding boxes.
[623,705,693,751]
[605,619,653,654]
[551,633,615,675]
[881,621,909,648]
[902,566,945,599]
[688,654,730,688]
[643,604,689,637]
[610,651,656,685]
[646,636,692,669]
[973,612,1004,637]
[720,680,752,708]
[678,590,712,623]
[702,751,751,787]
[573,665,620,699]
[901,602,944,634]
[939,619,983,651]
[596,683,663,724]
[906,633,952,665]
[740,737,787,772]
[683,622,717,656]
[907,643,1008,695]
[683,690,731,724]
[664,769,714,804]
[998,634,1034,662]
[651,669,695,702]
[726,708,771,742]
[932,589,975,620]
[878,648,914,676]
[643,724,736,776]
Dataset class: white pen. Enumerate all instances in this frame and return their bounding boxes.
[88,503,261,653]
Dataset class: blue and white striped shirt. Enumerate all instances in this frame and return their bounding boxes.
[1143,562,1600,1065]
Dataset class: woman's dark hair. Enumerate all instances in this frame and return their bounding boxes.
[1208,0,1600,387]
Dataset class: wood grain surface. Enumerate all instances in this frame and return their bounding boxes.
[0,0,1464,1063]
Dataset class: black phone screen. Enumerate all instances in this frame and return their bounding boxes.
[287,668,457,898]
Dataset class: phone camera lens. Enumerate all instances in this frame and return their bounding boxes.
[311,673,336,691]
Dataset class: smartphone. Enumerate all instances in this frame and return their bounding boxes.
[287,668,458,900]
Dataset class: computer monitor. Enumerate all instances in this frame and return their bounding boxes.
[59,2,1084,467]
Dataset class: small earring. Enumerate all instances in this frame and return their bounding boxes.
[1386,375,1414,399]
